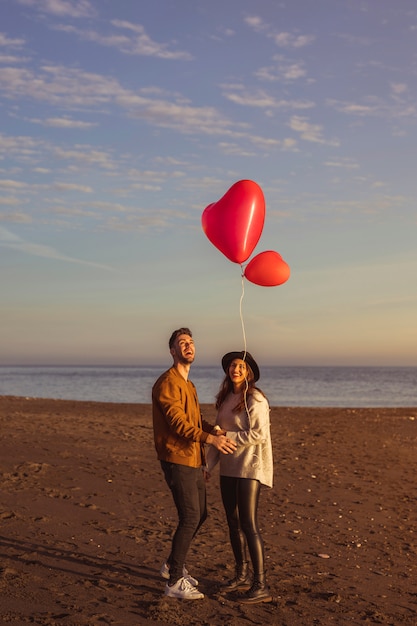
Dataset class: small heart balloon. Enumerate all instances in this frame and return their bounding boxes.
[202,180,265,264]
[244,250,290,287]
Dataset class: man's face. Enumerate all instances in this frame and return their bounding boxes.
[171,334,195,365]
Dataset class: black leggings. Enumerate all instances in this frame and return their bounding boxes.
[220,475,265,575]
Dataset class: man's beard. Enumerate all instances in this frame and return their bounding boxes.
[179,354,194,364]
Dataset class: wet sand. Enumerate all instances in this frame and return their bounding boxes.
[1,396,416,625]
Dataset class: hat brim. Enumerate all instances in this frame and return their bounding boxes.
[221,351,260,382]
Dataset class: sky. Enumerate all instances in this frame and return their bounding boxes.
[1,0,417,368]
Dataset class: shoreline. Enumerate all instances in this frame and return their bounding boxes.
[3,394,417,410]
[1,396,417,625]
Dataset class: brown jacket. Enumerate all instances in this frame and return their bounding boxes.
[152,366,213,467]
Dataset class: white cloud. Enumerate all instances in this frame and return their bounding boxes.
[15,0,95,19]
[324,158,359,170]
[327,100,379,116]
[273,32,315,48]
[223,86,314,112]
[244,16,266,32]
[51,20,192,60]
[289,116,339,146]
[36,117,98,128]
[281,137,298,150]
[53,145,116,170]
[0,211,32,222]
[111,19,192,59]
[391,83,408,95]
[244,16,315,48]
[0,196,24,205]
[125,95,253,139]
[52,182,93,192]
[0,54,30,64]
[327,97,417,120]
[0,179,29,189]
[0,60,286,148]
[0,133,41,160]
[223,89,279,108]
[217,142,256,157]
[0,225,113,269]
[102,209,189,232]
[0,33,26,48]
[256,60,308,82]
[0,65,240,137]
[248,135,280,149]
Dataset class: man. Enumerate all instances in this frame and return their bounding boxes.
[152,327,237,600]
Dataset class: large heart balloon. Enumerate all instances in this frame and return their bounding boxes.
[202,180,265,264]
[244,250,290,287]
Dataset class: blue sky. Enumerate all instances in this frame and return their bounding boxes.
[1,0,416,367]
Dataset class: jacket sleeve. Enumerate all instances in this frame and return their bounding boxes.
[202,418,215,434]
[155,375,210,443]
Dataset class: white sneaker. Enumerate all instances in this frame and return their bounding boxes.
[160,561,198,586]
[164,576,204,600]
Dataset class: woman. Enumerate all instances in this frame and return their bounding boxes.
[206,350,273,604]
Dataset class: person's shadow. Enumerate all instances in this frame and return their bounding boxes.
[0,534,159,595]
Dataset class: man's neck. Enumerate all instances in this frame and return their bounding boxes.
[174,361,191,381]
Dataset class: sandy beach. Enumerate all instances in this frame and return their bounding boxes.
[1,396,416,625]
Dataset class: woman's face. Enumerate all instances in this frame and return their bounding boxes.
[228,358,248,389]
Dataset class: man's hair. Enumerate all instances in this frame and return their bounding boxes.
[169,327,192,349]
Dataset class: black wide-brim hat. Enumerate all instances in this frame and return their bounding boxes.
[221,351,260,382]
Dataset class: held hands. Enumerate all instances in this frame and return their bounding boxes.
[207,432,237,455]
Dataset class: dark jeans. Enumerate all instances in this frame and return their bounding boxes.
[220,475,265,576]
[161,461,207,583]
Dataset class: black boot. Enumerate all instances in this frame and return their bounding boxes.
[222,561,251,591]
[239,572,272,604]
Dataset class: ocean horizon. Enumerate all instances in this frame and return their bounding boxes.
[0,365,416,408]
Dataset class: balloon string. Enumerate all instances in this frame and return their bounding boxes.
[240,267,250,416]
[239,268,247,356]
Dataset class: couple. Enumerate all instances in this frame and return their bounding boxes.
[152,327,273,603]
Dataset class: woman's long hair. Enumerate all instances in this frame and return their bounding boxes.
[215,362,265,413]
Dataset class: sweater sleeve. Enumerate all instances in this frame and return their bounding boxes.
[205,444,220,473]
[226,391,270,447]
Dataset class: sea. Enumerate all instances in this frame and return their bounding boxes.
[0,365,416,407]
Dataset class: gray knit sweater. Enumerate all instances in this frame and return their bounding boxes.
[206,389,273,488]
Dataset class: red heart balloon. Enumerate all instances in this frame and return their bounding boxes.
[202,180,265,264]
[244,250,290,287]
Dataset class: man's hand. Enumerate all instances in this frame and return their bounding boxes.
[206,433,237,454]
